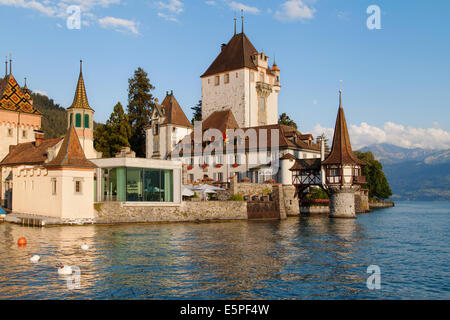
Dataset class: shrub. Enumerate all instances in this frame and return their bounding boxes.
[229,194,244,201]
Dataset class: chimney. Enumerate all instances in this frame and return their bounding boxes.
[34,130,45,147]
[317,136,325,161]
[221,43,226,52]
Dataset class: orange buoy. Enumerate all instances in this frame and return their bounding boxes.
[17,237,27,246]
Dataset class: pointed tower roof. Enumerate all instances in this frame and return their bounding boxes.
[68,60,93,111]
[160,91,192,128]
[0,74,41,115]
[201,32,258,78]
[322,91,365,166]
[45,124,96,169]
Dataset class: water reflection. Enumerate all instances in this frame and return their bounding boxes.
[0,202,449,299]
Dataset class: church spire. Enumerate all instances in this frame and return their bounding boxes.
[68,60,93,110]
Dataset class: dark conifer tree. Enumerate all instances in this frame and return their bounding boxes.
[127,67,155,157]
[191,100,202,124]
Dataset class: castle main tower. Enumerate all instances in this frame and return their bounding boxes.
[201,23,280,128]
[67,61,101,159]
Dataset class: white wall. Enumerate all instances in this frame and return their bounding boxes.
[11,166,95,220]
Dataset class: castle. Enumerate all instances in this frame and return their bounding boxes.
[0,22,366,221]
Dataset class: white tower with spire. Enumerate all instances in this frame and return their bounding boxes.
[66,61,102,159]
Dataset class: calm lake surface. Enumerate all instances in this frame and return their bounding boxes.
[0,201,448,300]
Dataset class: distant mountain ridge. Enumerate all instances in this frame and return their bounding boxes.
[360,143,450,165]
[358,143,450,201]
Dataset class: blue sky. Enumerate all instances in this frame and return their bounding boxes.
[1,0,449,149]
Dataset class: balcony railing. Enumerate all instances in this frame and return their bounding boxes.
[353,175,367,185]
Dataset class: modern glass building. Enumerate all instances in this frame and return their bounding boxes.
[91,157,181,204]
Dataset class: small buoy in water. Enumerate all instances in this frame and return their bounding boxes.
[57,264,73,275]
[81,244,89,251]
[30,255,40,263]
[17,237,27,246]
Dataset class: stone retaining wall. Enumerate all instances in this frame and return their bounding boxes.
[300,206,330,215]
[94,201,248,224]
[369,201,395,208]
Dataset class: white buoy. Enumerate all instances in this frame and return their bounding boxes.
[81,244,89,251]
[30,255,40,263]
[57,265,73,275]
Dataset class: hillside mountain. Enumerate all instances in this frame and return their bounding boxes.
[32,92,68,139]
[359,144,450,201]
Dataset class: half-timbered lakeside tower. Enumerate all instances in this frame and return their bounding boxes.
[321,91,366,218]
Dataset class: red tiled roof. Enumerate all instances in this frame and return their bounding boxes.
[45,125,96,169]
[160,92,192,128]
[201,32,258,78]
[322,91,366,166]
[289,158,321,171]
[0,137,62,166]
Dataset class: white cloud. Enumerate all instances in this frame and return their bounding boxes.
[98,16,139,34]
[311,122,450,150]
[157,0,183,14]
[205,0,216,6]
[227,1,260,14]
[33,89,48,96]
[275,0,316,22]
[157,12,178,22]
[0,1,139,35]
[157,0,183,22]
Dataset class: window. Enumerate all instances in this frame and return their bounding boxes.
[225,73,230,83]
[154,140,159,152]
[208,79,210,84]
[84,114,90,128]
[75,180,82,194]
[217,172,223,182]
[75,114,82,128]
[153,123,159,135]
[236,72,238,78]
[22,130,27,138]
[250,72,254,82]
[330,168,339,176]
[69,113,73,126]
[259,97,265,111]
[260,73,264,82]
[189,174,194,182]
[215,76,220,86]
[52,179,57,195]
[7,128,13,137]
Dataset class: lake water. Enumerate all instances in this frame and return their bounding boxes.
[0,201,448,300]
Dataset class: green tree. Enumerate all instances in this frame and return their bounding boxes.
[127,67,155,157]
[278,113,298,129]
[107,102,132,155]
[355,151,393,200]
[94,102,132,158]
[191,100,202,124]
[94,123,111,157]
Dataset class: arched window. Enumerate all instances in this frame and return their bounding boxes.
[75,114,82,128]
[84,114,90,128]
